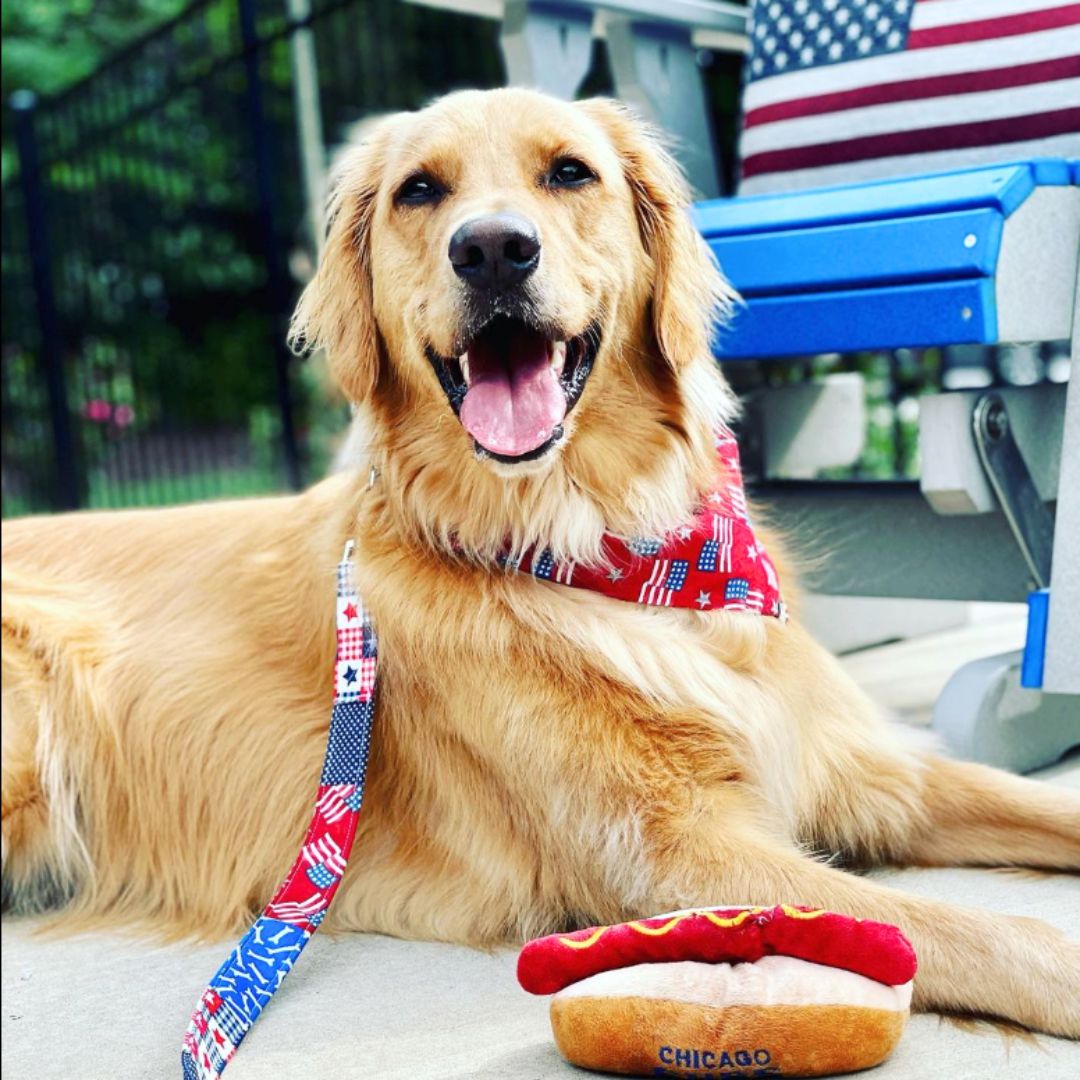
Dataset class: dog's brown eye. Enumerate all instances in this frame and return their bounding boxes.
[548,159,595,188]
[396,174,443,205]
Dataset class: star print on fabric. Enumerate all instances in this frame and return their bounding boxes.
[342,602,358,621]
[607,568,624,582]
[746,544,759,561]
[746,0,911,83]
[677,526,693,541]
[343,666,358,685]
[708,492,723,504]
[695,591,712,609]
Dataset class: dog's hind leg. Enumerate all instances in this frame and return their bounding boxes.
[897,754,1080,871]
[647,811,1080,1036]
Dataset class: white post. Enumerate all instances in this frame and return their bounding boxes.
[286,0,328,256]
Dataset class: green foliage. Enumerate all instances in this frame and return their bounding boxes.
[1,0,189,100]
[2,0,300,511]
[769,348,943,482]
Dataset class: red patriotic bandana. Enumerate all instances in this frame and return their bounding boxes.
[513,425,785,620]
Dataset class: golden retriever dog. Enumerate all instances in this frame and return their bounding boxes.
[3,89,1079,1039]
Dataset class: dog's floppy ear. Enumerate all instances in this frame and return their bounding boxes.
[288,118,396,403]
[578,98,733,369]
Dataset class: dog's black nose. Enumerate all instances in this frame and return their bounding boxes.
[448,213,540,291]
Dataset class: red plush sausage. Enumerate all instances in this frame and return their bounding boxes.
[517,904,916,995]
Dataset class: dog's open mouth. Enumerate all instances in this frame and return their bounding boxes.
[426,316,600,463]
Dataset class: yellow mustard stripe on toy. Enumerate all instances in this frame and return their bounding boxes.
[626,916,688,936]
[557,906,824,951]
[558,926,609,950]
[700,908,759,929]
[780,905,827,920]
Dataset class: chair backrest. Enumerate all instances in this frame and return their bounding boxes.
[697,158,1080,357]
[738,0,1080,195]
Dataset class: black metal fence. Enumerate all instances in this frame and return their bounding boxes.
[1,0,514,516]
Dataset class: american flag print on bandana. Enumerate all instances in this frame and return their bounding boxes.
[515,424,786,621]
[181,542,376,1080]
[739,0,1080,194]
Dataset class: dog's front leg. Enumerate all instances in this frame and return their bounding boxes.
[898,754,1080,870]
[645,810,1080,1037]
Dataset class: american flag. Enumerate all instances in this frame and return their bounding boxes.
[265,892,326,924]
[723,577,763,611]
[739,0,1080,193]
[725,481,749,521]
[637,558,691,606]
[302,835,347,877]
[697,513,733,573]
[530,548,576,583]
[315,782,359,823]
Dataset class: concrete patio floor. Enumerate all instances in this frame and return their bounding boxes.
[3,606,1079,1079]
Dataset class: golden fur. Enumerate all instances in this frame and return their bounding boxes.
[2,89,1079,1038]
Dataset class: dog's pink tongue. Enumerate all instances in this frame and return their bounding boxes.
[460,329,566,457]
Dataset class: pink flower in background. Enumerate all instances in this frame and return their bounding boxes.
[81,399,135,426]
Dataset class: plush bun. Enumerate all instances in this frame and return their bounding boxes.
[551,956,911,1077]
[518,905,916,1078]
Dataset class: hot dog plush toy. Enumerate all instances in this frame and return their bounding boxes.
[518,905,916,1078]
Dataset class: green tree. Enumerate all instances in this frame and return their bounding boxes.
[2,0,187,99]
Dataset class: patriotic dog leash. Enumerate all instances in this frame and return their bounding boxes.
[181,542,376,1079]
[180,425,782,1077]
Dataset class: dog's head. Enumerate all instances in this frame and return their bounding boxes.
[292,89,735,559]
